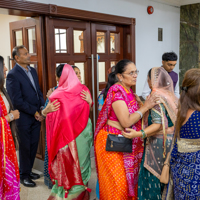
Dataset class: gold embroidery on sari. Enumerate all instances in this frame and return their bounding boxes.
[177,138,200,153]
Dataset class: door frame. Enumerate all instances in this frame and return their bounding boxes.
[0,0,135,63]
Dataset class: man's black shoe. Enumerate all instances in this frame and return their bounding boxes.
[30,172,40,180]
[20,177,36,187]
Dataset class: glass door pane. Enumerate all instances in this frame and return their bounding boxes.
[98,62,106,82]
[110,33,120,53]
[74,30,84,53]
[28,28,36,54]
[97,32,105,53]
[55,28,67,53]
[15,30,23,46]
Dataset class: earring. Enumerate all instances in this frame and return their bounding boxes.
[120,79,122,82]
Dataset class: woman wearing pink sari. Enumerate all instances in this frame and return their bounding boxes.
[45,64,93,200]
[94,59,159,200]
[0,56,20,200]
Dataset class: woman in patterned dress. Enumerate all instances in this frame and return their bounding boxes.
[0,55,20,199]
[94,60,159,200]
[123,67,178,200]
[164,68,200,200]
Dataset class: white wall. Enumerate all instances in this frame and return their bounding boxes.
[0,14,26,70]
[28,0,180,95]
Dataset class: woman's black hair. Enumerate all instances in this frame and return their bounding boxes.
[148,68,152,80]
[0,56,18,146]
[103,59,133,99]
[72,65,80,70]
[56,64,65,78]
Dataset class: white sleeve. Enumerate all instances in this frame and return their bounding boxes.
[174,79,180,98]
[141,78,151,100]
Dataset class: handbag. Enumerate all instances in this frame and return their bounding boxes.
[106,132,132,152]
[105,108,132,153]
[160,152,170,184]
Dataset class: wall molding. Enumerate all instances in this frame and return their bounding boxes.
[0,0,134,25]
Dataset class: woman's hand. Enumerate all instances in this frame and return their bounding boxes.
[46,88,55,98]
[143,93,160,110]
[80,90,92,105]
[122,128,142,139]
[10,110,20,120]
[43,100,60,115]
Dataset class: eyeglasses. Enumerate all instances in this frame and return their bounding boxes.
[123,70,139,76]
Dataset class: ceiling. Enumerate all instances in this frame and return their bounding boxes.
[152,0,200,7]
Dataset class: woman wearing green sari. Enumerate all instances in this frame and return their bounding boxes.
[123,67,178,200]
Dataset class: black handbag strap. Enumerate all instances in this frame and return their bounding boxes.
[107,107,109,134]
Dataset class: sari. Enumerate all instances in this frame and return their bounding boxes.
[164,110,200,200]
[138,67,178,200]
[44,86,58,189]
[0,94,20,200]
[94,84,143,200]
[46,64,92,200]
[96,89,105,199]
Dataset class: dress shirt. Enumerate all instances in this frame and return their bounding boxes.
[17,63,39,99]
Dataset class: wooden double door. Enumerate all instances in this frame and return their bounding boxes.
[10,16,133,159]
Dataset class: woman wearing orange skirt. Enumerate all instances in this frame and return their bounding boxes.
[94,60,159,200]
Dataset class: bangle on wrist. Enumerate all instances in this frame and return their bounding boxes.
[135,110,143,119]
[163,163,170,167]
[141,129,147,139]
[8,113,14,122]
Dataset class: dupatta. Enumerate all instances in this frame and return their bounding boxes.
[0,95,20,200]
[94,84,144,197]
[46,64,90,196]
[143,67,178,179]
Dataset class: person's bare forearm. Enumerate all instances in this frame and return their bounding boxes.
[123,104,150,127]
[139,123,162,137]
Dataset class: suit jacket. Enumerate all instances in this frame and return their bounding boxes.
[6,64,45,125]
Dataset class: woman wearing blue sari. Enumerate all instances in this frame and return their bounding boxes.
[164,68,200,199]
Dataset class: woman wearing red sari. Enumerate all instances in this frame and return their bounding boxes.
[46,64,93,200]
[0,56,20,199]
[94,59,160,200]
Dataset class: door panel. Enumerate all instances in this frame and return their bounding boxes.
[91,23,123,122]
[9,17,46,160]
[91,23,123,92]
[45,17,91,90]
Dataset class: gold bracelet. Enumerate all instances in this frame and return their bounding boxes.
[163,163,170,167]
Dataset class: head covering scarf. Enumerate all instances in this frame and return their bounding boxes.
[46,64,90,175]
[151,67,178,125]
[143,67,178,179]
[151,67,178,156]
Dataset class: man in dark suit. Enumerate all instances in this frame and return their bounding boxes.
[6,45,45,187]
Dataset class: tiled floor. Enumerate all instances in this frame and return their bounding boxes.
[20,157,97,200]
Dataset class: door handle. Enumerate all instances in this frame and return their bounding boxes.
[91,54,96,131]
[7,56,13,71]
